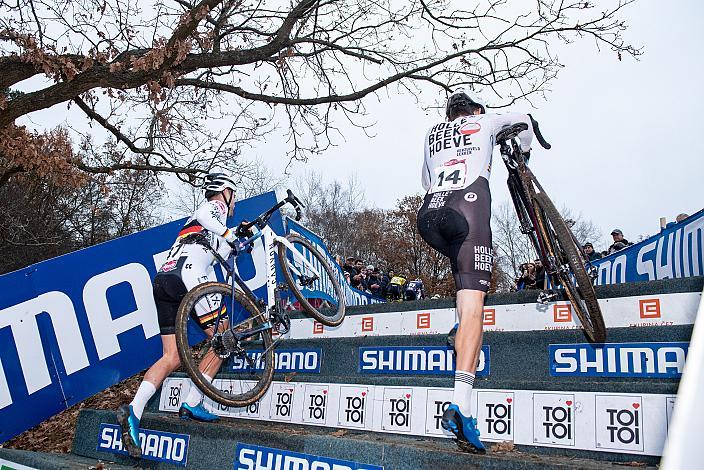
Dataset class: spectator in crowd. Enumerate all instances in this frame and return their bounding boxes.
[351,258,366,289]
[515,262,537,290]
[608,229,632,254]
[533,259,546,288]
[367,265,387,297]
[334,255,345,268]
[583,242,602,261]
[342,257,357,278]
[675,213,690,223]
[387,272,408,300]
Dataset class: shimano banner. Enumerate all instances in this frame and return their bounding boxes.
[594,210,704,285]
[286,218,384,306]
[0,192,284,443]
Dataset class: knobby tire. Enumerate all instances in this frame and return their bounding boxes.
[175,282,275,407]
[278,233,346,326]
[533,192,607,343]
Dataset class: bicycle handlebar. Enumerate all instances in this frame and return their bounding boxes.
[527,114,551,150]
[495,115,551,151]
[235,189,305,237]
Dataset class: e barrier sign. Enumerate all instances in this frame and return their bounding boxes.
[358,345,490,376]
[235,443,383,470]
[550,342,688,378]
[97,423,190,466]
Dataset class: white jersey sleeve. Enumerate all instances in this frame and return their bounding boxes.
[421,130,432,192]
[488,112,534,152]
[194,200,231,239]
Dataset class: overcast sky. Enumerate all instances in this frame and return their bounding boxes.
[262,0,704,249]
[16,0,703,252]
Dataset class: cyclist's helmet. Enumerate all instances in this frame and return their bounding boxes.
[445,90,485,120]
[202,171,237,194]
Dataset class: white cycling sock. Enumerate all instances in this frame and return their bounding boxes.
[184,374,214,407]
[130,381,156,421]
[452,370,475,417]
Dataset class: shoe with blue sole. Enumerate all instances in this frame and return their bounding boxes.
[441,403,486,454]
[447,323,459,351]
[116,404,142,458]
[179,402,220,422]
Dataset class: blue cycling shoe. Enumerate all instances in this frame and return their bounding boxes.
[116,404,142,458]
[179,403,219,422]
[447,323,459,351]
[441,404,486,454]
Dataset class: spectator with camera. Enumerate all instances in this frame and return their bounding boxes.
[515,262,538,290]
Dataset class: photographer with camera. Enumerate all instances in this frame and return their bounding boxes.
[515,262,538,290]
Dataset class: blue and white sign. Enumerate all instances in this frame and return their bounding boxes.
[235,443,383,470]
[593,209,704,285]
[358,346,490,376]
[286,218,384,306]
[97,423,189,466]
[550,342,688,378]
[0,192,285,443]
[231,348,322,373]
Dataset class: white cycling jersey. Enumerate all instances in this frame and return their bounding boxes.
[421,112,534,193]
[158,199,234,288]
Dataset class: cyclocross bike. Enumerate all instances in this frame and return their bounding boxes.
[174,190,345,407]
[498,117,606,343]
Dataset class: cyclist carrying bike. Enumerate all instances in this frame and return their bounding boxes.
[417,90,534,453]
[117,171,243,458]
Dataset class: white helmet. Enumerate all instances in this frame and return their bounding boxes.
[202,171,236,194]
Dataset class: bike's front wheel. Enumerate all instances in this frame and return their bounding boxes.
[533,192,607,343]
[175,282,275,407]
[278,233,346,326]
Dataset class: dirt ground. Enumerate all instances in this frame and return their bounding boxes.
[0,374,143,453]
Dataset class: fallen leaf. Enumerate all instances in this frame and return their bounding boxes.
[491,441,515,453]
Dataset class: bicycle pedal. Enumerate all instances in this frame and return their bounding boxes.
[537,291,558,305]
[298,275,318,288]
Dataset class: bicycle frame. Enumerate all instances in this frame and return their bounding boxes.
[209,219,323,339]
[499,138,560,288]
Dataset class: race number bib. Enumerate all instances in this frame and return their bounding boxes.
[430,159,467,193]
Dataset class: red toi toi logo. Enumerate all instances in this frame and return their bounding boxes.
[483,308,496,326]
[361,316,374,332]
[639,299,661,319]
[554,304,572,323]
[417,313,431,329]
[313,321,324,334]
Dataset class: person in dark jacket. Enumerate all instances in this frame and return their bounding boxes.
[583,242,602,261]
[608,229,632,254]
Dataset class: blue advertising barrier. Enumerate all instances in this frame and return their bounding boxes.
[0,192,285,443]
[594,209,704,285]
[285,218,384,306]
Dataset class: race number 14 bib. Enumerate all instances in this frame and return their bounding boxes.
[430,159,467,193]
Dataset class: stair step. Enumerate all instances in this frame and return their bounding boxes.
[0,448,133,470]
[72,408,657,470]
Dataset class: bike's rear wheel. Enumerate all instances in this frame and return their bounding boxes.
[278,233,346,326]
[175,282,275,407]
[533,192,607,342]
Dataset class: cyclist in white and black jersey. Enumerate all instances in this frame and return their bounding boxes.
[117,172,242,459]
[417,91,533,453]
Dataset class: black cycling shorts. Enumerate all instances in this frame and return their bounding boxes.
[153,273,188,335]
[417,177,493,292]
